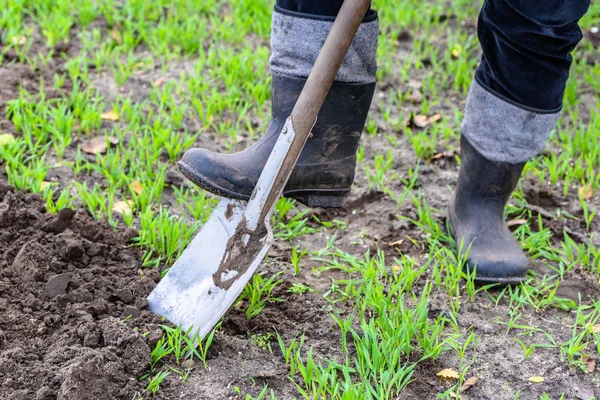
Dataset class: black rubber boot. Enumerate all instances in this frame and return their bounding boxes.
[448,135,529,284]
[179,73,375,208]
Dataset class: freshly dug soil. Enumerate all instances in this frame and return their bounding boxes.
[0,178,164,400]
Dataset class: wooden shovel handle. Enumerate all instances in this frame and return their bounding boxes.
[260,0,372,220]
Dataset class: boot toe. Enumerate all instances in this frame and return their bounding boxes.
[465,247,529,284]
[179,148,255,200]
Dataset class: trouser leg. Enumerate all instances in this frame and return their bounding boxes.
[275,0,345,17]
[464,0,590,164]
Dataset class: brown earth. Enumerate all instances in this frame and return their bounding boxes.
[0,177,165,399]
[0,174,340,399]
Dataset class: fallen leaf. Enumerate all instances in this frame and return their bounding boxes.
[587,358,596,373]
[110,25,122,45]
[437,368,459,380]
[113,200,133,215]
[388,239,404,247]
[81,136,118,154]
[0,133,16,146]
[11,35,26,45]
[460,376,479,393]
[154,77,165,87]
[101,110,119,121]
[449,392,459,399]
[507,219,528,227]
[579,184,594,200]
[592,324,600,333]
[392,265,402,272]
[130,180,144,195]
[40,181,52,191]
[412,113,442,128]
[413,114,429,128]
[582,355,596,373]
[528,376,544,383]
[452,44,463,58]
[429,113,442,123]
[430,149,457,162]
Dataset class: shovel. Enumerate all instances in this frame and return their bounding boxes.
[147,0,372,340]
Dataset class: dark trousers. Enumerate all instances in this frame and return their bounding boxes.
[276,0,591,112]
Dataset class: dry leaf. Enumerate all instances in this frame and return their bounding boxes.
[110,25,122,45]
[431,150,456,162]
[101,110,119,121]
[437,368,459,380]
[412,113,442,128]
[81,136,118,154]
[413,114,429,128]
[130,180,144,195]
[154,77,165,87]
[452,44,463,58]
[460,377,479,393]
[113,200,133,215]
[392,265,402,272]
[592,324,600,333]
[579,184,594,200]
[388,239,404,247]
[429,113,442,123]
[507,219,528,227]
[11,35,26,45]
[40,181,52,191]
[582,355,596,373]
[0,133,16,146]
[528,376,544,383]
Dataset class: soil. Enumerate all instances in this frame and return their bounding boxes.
[0,175,338,400]
[0,177,165,399]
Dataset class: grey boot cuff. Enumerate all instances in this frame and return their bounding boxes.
[269,7,378,83]
[462,80,561,164]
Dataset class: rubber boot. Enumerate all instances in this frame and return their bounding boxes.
[447,135,529,284]
[179,74,375,208]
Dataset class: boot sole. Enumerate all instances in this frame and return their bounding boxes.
[446,196,526,286]
[178,161,348,209]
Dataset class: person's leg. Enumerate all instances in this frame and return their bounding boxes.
[179,1,378,208]
[275,0,345,17]
[449,0,591,284]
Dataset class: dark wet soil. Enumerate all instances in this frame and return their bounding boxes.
[0,177,167,399]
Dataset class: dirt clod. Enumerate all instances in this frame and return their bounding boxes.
[46,273,72,297]
[0,179,162,399]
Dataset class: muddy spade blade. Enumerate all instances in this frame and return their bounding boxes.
[147,0,371,339]
[147,118,296,339]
